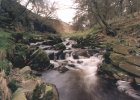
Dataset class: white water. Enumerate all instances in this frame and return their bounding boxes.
[40,38,137,100]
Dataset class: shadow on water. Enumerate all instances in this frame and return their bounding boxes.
[42,69,135,100]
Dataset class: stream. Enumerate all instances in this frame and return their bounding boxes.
[31,38,140,100]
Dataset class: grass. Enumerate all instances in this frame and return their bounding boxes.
[0,29,13,73]
[60,27,100,38]
[0,29,13,50]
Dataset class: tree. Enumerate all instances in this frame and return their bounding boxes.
[73,0,140,35]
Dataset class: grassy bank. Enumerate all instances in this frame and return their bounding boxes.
[0,29,13,73]
[60,27,100,38]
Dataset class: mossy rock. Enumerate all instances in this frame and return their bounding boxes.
[110,53,125,66]
[53,43,66,50]
[12,88,27,100]
[47,34,62,44]
[113,44,130,55]
[119,62,140,77]
[30,49,50,71]
[135,78,140,84]
[7,44,50,71]
[31,83,58,100]
[125,56,140,67]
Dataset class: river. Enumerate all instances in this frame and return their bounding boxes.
[32,38,139,100]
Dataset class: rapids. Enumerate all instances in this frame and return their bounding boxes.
[31,38,139,100]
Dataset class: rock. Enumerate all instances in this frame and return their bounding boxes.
[31,83,59,100]
[135,77,140,84]
[53,43,66,50]
[7,44,50,71]
[0,71,11,100]
[20,66,31,75]
[47,34,62,44]
[110,53,125,66]
[73,49,90,58]
[113,45,130,55]
[21,80,38,92]
[125,56,140,67]
[42,40,56,46]
[119,62,140,77]
[12,88,27,100]
[30,49,50,71]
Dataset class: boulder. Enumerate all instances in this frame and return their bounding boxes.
[47,34,62,44]
[30,49,50,71]
[113,44,130,55]
[125,56,140,67]
[135,78,140,84]
[12,88,27,100]
[42,40,56,46]
[20,66,31,75]
[72,49,90,58]
[0,71,11,100]
[110,53,125,66]
[7,44,50,71]
[119,62,140,77]
[31,83,59,100]
[53,43,66,50]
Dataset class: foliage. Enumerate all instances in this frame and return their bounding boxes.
[8,80,20,93]
[0,30,13,50]
[0,60,12,75]
[73,0,140,31]
[72,33,102,49]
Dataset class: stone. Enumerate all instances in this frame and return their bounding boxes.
[113,44,130,55]
[73,49,90,58]
[110,53,125,66]
[12,88,27,100]
[30,49,50,71]
[42,40,56,46]
[31,83,59,100]
[0,71,11,100]
[125,56,140,67]
[53,43,66,50]
[135,77,140,84]
[119,62,140,77]
[20,66,31,75]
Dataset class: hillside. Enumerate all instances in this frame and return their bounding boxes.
[0,0,73,33]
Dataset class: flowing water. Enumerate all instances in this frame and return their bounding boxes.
[32,38,139,100]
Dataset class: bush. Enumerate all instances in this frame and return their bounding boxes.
[8,80,19,93]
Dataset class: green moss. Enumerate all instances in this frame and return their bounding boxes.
[8,80,20,93]
[0,30,13,50]
[0,60,12,75]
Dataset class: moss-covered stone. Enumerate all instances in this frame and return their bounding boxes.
[125,56,140,67]
[113,44,130,55]
[135,78,140,84]
[119,62,140,77]
[12,88,27,100]
[110,53,125,66]
[7,44,50,71]
[53,43,66,50]
[30,49,50,71]
[31,83,58,100]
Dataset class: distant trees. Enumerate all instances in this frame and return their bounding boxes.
[73,0,140,32]
[16,0,58,18]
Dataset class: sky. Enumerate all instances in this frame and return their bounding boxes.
[50,0,76,23]
[21,0,76,23]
